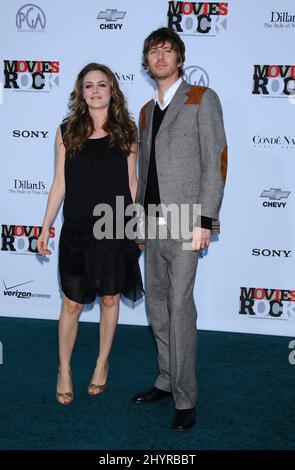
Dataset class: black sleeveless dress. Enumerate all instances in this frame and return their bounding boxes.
[59,128,144,304]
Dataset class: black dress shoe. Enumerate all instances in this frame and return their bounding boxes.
[132,386,172,403]
[172,407,195,431]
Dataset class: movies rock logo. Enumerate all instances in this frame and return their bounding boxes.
[252,65,295,97]
[240,287,295,320]
[3,60,59,92]
[167,1,228,36]
[1,225,55,255]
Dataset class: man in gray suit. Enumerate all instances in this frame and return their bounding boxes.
[132,27,227,431]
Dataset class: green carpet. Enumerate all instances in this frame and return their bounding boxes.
[0,316,294,450]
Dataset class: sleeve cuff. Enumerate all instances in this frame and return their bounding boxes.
[196,216,212,231]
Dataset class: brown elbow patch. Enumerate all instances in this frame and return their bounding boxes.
[185,86,208,105]
[221,145,228,183]
[140,103,149,132]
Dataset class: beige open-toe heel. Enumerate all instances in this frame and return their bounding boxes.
[56,369,74,405]
[87,362,109,396]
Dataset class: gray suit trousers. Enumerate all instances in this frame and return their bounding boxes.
[145,219,199,410]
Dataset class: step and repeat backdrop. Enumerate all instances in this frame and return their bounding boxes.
[0,0,294,336]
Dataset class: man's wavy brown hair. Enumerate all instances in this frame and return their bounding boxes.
[142,27,185,79]
[61,63,137,156]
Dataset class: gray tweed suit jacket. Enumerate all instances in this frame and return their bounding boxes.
[135,80,227,243]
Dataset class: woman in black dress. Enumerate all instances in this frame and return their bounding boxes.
[37,63,144,405]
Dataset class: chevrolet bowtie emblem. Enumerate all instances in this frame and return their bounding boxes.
[97,9,126,21]
[260,188,290,200]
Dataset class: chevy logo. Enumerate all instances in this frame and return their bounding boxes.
[97,9,126,21]
[260,188,290,200]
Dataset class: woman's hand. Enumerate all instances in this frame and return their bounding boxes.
[37,229,52,256]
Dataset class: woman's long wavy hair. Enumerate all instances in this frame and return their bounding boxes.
[62,63,137,156]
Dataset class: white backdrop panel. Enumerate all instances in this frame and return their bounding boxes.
[0,0,294,336]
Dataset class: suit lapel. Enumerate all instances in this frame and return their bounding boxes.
[143,100,154,157]
[156,81,190,136]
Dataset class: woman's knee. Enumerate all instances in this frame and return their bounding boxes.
[63,296,83,315]
[101,295,118,308]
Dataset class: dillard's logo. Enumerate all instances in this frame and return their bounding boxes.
[3,60,59,92]
[9,180,49,196]
[1,225,55,255]
[13,180,46,190]
[252,65,295,97]
[167,1,228,36]
[270,11,295,23]
[265,11,295,29]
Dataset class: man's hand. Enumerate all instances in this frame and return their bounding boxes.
[191,227,211,252]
